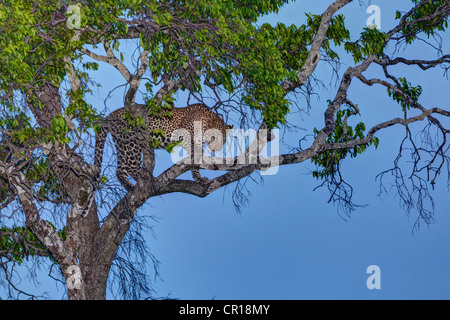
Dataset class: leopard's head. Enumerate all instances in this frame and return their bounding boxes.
[206,124,233,152]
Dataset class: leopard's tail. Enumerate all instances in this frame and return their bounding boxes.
[80,124,108,218]
[94,125,109,185]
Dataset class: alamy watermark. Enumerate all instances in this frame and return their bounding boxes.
[67,4,81,29]
[366,5,381,29]
[366,265,381,289]
[66,265,83,290]
[169,122,280,176]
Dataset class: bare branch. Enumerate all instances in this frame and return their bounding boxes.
[378,54,450,70]
[80,44,133,82]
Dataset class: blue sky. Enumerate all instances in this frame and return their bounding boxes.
[3,0,450,300]
[144,0,450,300]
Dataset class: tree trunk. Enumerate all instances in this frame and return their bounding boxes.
[63,201,112,300]
[66,263,110,300]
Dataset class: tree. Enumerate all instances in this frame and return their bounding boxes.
[0,0,449,300]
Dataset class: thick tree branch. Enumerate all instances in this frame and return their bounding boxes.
[0,164,67,264]
[124,48,151,106]
[378,54,450,70]
[157,106,449,199]
[281,0,353,93]
[81,44,133,82]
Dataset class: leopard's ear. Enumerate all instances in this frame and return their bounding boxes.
[227,124,234,130]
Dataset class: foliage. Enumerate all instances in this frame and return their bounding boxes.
[387,77,423,110]
[0,222,66,265]
[396,0,449,44]
[0,0,449,299]
[344,27,388,64]
[311,103,380,180]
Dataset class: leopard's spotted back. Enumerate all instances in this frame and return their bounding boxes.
[94,103,233,191]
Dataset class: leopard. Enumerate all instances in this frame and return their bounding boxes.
[94,103,233,192]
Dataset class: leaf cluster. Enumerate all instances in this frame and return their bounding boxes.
[344,27,388,64]
[396,0,449,44]
[387,77,423,110]
[0,222,65,265]
[311,105,380,180]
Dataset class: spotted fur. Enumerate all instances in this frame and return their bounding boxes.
[94,103,233,191]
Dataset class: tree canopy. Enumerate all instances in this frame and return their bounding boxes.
[0,0,449,299]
